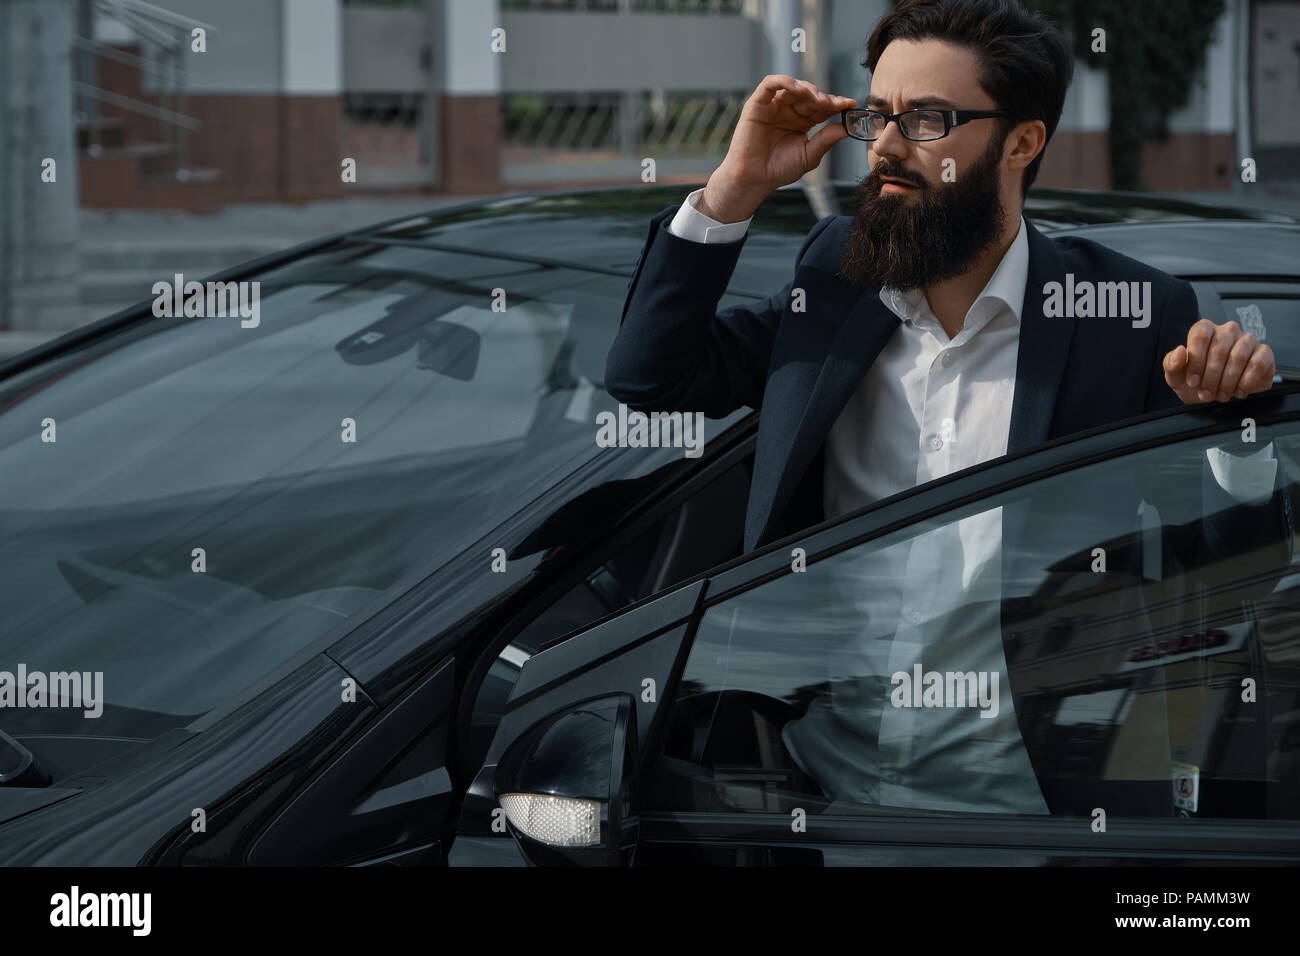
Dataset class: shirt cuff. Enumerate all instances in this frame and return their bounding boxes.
[666,187,753,244]
[1206,441,1278,505]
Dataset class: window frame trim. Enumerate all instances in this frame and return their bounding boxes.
[636,810,1300,861]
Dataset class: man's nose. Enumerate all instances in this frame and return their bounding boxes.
[870,116,911,164]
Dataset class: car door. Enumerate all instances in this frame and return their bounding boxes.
[478,391,1300,865]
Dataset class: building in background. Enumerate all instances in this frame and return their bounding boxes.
[1254,0,1300,180]
[76,0,343,210]
[62,0,1300,210]
[2,0,1297,339]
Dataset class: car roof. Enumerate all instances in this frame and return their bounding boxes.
[361,182,1300,283]
[1015,187,1300,278]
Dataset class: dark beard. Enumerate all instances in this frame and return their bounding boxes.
[836,134,1009,292]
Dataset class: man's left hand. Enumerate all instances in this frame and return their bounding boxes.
[1163,318,1275,404]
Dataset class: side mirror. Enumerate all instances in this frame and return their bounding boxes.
[494,695,638,866]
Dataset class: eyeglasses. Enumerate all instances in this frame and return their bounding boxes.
[841,108,1013,142]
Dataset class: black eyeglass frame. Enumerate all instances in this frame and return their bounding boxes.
[840,107,1014,142]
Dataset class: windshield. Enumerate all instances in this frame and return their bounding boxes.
[0,237,642,748]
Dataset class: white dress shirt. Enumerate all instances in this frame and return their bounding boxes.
[665,187,1280,813]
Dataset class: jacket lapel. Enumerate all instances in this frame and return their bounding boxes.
[747,272,899,550]
[1006,221,1077,455]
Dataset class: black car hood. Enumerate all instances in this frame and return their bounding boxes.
[0,786,79,826]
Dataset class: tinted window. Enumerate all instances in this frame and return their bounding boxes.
[648,421,1300,821]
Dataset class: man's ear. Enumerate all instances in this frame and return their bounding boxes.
[1005,119,1047,178]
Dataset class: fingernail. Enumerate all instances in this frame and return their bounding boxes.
[1198,389,1212,401]
[1218,391,1229,402]
[1187,374,1200,387]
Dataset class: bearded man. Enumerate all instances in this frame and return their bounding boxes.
[603,0,1289,813]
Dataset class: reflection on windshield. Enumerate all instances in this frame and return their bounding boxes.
[0,242,636,756]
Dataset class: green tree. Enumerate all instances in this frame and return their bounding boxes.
[1030,0,1226,190]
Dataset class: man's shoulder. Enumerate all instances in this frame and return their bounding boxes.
[798,213,856,268]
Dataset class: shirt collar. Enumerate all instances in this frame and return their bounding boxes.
[878,215,1029,328]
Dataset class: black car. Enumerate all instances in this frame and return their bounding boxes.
[1,184,1299,866]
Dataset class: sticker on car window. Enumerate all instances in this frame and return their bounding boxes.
[1172,761,1200,813]
[1235,303,1266,341]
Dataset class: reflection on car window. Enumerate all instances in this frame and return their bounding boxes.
[0,240,687,744]
[648,421,1300,821]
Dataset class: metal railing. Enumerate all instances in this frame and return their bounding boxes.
[339,0,758,186]
[503,90,745,163]
[72,0,213,180]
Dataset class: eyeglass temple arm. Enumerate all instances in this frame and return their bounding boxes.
[950,109,1011,126]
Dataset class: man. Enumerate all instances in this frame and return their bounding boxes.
[604,0,1290,813]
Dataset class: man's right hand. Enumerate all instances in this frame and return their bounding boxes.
[697,75,857,224]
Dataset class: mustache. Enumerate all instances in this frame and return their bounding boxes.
[866,162,927,190]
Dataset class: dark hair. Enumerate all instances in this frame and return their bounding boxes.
[864,0,1073,198]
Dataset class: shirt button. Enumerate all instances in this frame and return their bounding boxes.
[902,606,922,624]
[927,434,943,451]
[939,351,953,368]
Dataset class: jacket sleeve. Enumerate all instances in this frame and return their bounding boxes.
[603,203,837,419]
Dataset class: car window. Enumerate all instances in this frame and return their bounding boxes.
[1213,290,1300,372]
[646,418,1300,822]
[0,239,686,750]
[463,448,753,777]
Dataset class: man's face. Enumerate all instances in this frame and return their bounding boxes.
[837,38,1013,291]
